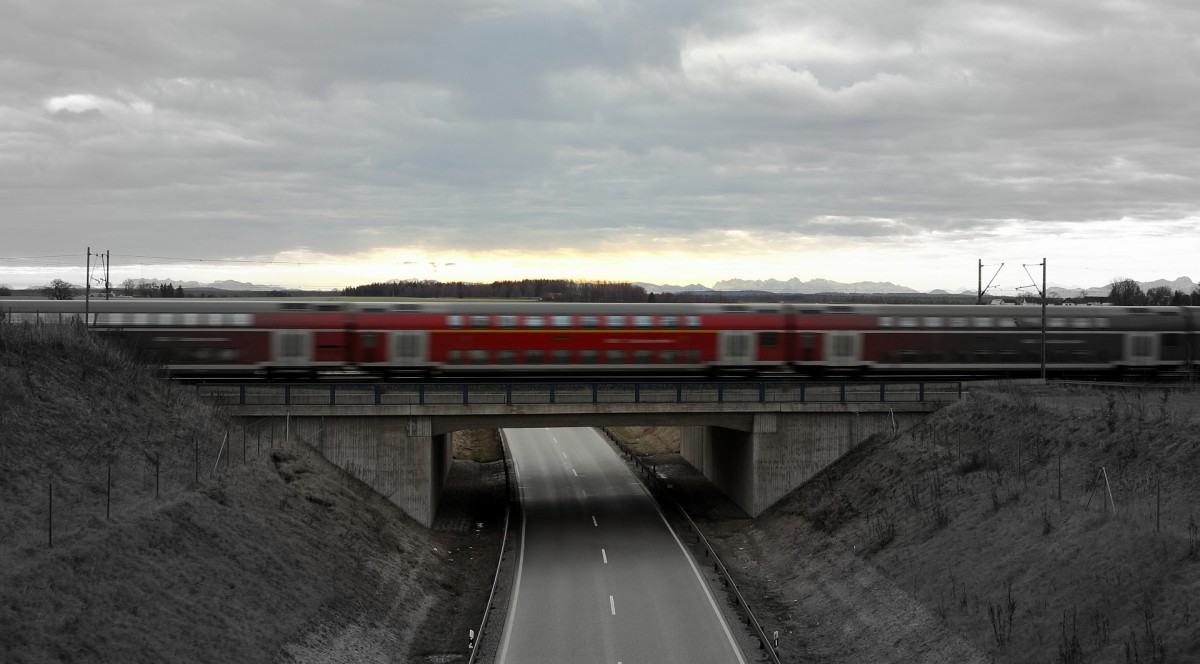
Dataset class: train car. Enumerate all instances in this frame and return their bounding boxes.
[799,304,1198,377]
[347,301,791,377]
[2,299,1196,379]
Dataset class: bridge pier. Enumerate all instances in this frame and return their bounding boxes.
[241,415,451,527]
[681,410,924,517]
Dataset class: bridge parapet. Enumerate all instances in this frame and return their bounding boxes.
[199,379,962,411]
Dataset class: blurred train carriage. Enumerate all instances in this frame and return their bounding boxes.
[1,299,1196,379]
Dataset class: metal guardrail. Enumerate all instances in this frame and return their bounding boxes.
[467,431,516,664]
[604,429,783,663]
[198,380,963,407]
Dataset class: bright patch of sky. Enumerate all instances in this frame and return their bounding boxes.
[2,0,1198,293]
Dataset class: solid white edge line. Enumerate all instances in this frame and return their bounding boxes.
[627,440,750,664]
[610,595,616,615]
[496,432,529,664]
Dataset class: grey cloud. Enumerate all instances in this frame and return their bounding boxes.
[2,0,1199,277]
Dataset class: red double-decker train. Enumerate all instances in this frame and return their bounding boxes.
[2,299,1197,379]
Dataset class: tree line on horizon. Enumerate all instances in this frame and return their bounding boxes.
[1107,278,1200,306]
[340,279,650,302]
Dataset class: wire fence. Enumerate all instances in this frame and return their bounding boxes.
[0,412,293,555]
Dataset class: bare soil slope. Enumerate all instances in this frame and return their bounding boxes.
[0,322,500,663]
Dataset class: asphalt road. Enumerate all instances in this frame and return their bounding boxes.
[496,427,747,664]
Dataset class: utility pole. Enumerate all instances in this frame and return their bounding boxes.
[105,249,111,300]
[1041,257,1047,382]
[85,246,91,324]
[978,260,1004,305]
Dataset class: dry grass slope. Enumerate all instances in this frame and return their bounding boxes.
[667,383,1200,663]
[0,321,496,663]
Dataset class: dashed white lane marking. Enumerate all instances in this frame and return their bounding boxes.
[609,595,616,615]
[572,468,578,477]
[602,548,608,564]
[592,516,598,527]
[562,452,567,459]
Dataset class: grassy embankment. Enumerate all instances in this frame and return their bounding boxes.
[0,320,497,663]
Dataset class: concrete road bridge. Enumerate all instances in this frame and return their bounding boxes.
[199,380,963,526]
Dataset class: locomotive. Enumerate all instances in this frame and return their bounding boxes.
[2,299,1197,379]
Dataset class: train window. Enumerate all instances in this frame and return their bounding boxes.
[899,317,918,328]
[525,316,544,328]
[447,315,463,328]
[1163,334,1180,348]
[1049,318,1067,328]
[973,317,992,328]
[606,315,626,328]
[687,349,701,363]
[1022,317,1040,327]
[634,350,654,363]
[926,350,946,362]
[998,318,1016,328]
[580,350,598,363]
[526,350,544,363]
[878,317,894,328]
[950,317,969,328]
[498,316,518,329]
[899,350,918,363]
[553,315,573,328]
[362,333,377,349]
[633,315,653,328]
[553,349,571,364]
[471,315,490,329]
[606,350,625,364]
[660,349,679,363]
[469,350,489,364]
[660,316,678,328]
[686,316,702,328]
[317,304,343,312]
[760,332,779,347]
[1094,318,1110,328]
[497,350,517,364]
[801,332,815,348]
[1072,318,1093,329]
[581,316,599,329]
[924,317,944,328]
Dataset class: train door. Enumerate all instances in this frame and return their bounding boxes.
[391,331,428,367]
[272,330,312,367]
[1124,333,1159,367]
[826,331,861,367]
[717,331,754,367]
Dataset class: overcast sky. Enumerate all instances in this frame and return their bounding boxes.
[2,0,1198,293]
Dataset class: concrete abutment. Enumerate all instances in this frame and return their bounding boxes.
[681,410,924,516]
[235,414,452,527]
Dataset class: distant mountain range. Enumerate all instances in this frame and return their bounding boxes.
[118,275,1196,298]
[640,276,1197,298]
